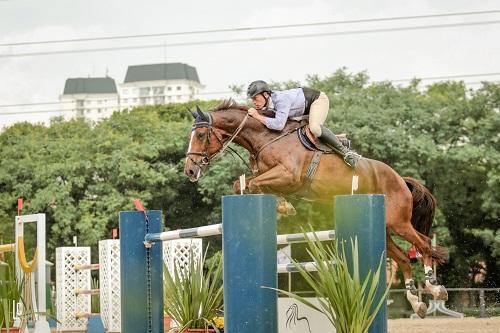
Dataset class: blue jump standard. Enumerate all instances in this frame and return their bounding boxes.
[335,194,388,333]
[223,195,278,333]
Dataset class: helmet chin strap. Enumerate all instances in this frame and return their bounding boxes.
[261,92,270,110]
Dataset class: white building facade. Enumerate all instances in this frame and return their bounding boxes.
[59,77,120,122]
[119,63,204,109]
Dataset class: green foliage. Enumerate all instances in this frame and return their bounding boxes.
[163,248,223,332]
[271,235,389,333]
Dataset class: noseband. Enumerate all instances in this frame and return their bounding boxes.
[186,113,249,169]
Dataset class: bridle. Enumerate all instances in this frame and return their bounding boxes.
[186,112,250,169]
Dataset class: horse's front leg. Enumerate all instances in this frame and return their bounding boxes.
[246,165,299,215]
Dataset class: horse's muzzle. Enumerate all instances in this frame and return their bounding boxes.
[184,164,202,182]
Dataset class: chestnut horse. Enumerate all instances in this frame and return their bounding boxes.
[184,100,448,318]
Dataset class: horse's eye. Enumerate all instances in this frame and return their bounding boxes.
[197,132,205,140]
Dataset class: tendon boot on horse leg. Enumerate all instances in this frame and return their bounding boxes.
[276,197,297,216]
[424,265,448,301]
[410,235,448,301]
[319,125,361,168]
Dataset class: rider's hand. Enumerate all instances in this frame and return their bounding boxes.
[248,108,259,117]
[248,107,267,125]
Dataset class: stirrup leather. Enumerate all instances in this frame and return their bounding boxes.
[343,151,361,167]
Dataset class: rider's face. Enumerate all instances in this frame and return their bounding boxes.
[251,93,268,110]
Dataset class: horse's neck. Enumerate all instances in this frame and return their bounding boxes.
[213,111,269,154]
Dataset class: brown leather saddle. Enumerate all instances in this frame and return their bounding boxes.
[297,125,351,153]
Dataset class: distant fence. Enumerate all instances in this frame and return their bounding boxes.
[291,288,500,318]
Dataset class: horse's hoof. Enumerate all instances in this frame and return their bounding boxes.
[277,204,288,214]
[434,286,448,301]
[413,302,427,319]
[285,203,297,216]
[425,282,448,301]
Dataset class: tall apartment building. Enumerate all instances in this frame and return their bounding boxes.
[59,77,119,121]
[119,62,204,109]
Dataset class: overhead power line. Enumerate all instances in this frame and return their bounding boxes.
[1,19,500,59]
[1,9,500,48]
[391,72,500,82]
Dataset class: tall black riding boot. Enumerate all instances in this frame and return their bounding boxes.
[319,125,361,168]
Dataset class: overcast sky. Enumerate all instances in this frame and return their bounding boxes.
[1,0,499,127]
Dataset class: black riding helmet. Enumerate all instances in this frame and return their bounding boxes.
[247,80,272,98]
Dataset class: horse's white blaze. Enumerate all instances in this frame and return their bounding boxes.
[185,131,195,163]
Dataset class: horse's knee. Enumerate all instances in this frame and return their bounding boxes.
[232,180,242,193]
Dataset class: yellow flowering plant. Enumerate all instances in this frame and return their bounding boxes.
[212,316,224,330]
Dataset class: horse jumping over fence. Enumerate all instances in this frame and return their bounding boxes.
[183,100,448,318]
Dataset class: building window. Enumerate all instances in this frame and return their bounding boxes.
[76,110,84,117]
[77,100,84,107]
[176,86,181,91]
[177,95,181,100]
[153,86,164,95]
[139,87,151,96]
[167,86,172,91]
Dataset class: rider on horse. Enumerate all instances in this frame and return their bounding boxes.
[246,80,361,167]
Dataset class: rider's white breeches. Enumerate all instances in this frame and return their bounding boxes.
[308,92,329,137]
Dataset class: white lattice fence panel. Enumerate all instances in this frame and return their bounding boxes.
[56,247,91,331]
[163,239,202,278]
[99,239,121,332]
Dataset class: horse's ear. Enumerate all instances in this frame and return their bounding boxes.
[196,106,207,121]
[187,108,196,119]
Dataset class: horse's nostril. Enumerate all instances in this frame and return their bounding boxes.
[188,169,194,176]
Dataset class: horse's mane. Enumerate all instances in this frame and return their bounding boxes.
[212,99,249,112]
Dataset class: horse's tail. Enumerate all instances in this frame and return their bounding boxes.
[403,177,448,264]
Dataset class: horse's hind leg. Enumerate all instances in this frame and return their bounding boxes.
[387,232,427,318]
[391,218,448,301]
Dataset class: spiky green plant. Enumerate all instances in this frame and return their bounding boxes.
[0,254,24,330]
[91,277,99,313]
[273,235,390,333]
[163,248,223,332]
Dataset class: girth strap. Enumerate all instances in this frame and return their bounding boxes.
[304,151,323,188]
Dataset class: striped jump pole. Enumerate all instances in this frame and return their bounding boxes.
[146,225,334,245]
[334,194,388,333]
